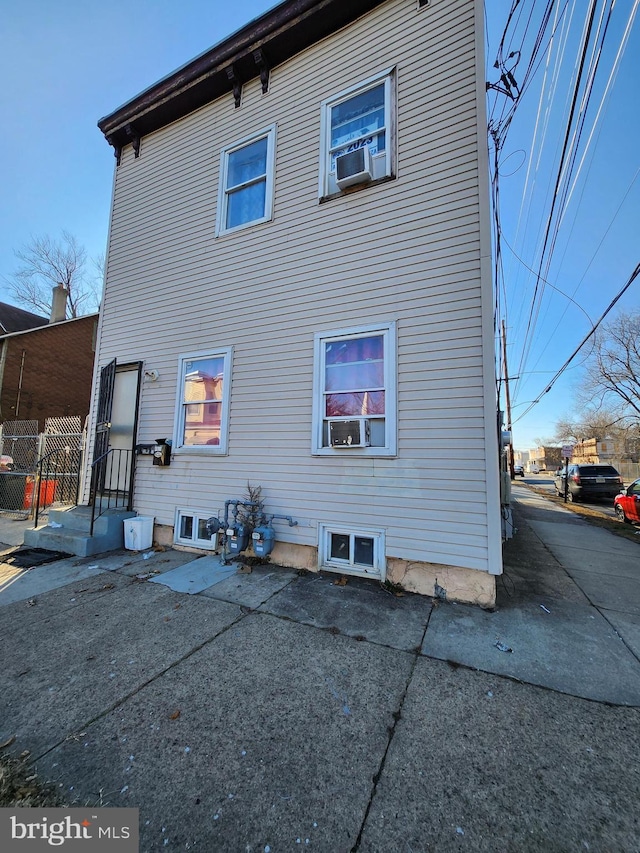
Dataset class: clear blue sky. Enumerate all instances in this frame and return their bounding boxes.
[1,1,638,452]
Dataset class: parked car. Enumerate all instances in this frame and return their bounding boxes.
[528,463,540,474]
[614,478,640,524]
[554,463,623,502]
[513,464,524,477]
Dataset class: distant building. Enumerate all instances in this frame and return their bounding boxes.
[572,438,623,464]
[528,446,562,471]
[0,314,98,432]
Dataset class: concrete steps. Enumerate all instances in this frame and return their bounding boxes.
[24,505,137,557]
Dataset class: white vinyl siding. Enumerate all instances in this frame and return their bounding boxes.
[90,0,501,577]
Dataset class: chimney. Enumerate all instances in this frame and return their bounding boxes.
[50,284,67,323]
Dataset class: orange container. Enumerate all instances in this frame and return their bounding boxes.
[23,478,58,509]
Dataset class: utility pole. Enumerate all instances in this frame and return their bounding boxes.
[501,320,515,478]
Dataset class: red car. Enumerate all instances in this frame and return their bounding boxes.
[614,478,640,524]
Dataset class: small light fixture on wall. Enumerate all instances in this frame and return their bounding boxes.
[144,369,159,381]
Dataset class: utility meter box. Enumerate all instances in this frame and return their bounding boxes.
[153,438,172,466]
[252,525,275,558]
[226,523,250,555]
[206,517,221,537]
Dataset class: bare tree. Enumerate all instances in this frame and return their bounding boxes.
[4,231,101,318]
[554,311,640,445]
[580,311,640,425]
[553,410,627,444]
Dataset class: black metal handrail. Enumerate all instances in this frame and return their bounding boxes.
[32,447,82,527]
[90,448,134,535]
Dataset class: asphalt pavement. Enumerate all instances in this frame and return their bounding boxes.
[1,485,639,852]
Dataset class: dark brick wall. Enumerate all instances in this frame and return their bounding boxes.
[0,316,97,431]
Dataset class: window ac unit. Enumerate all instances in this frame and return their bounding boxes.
[329,418,371,448]
[335,146,373,190]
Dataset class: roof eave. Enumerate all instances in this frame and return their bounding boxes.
[98,0,389,151]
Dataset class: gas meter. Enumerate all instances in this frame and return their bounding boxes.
[226,522,250,555]
[252,524,275,558]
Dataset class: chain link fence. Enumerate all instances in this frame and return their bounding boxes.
[0,418,85,518]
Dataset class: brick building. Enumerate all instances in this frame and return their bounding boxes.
[0,315,98,430]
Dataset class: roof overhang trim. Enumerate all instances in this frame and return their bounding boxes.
[98,0,389,151]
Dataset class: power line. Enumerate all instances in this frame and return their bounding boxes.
[513,261,640,423]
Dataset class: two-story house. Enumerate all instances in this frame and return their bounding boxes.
[83,0,502,605]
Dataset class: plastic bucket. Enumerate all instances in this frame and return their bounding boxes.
[23,477,58,510]
[124,516,154,550]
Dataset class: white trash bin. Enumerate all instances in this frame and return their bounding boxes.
[124,516,154,550]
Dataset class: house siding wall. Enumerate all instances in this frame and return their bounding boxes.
[91,0,502,580]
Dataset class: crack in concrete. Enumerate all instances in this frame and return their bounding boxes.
[350,610,433,852]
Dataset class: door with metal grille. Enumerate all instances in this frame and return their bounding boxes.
[93,359,117,466]
[90,360,141,510]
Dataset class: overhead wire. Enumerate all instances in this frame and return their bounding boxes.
[558,0,640,223]
[513,261,640,423]
[514,0,600,383]
[487,0,569,389]
[507,0,637,414]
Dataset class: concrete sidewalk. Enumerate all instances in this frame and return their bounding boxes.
[1,490,640,852]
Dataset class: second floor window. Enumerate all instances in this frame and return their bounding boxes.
[319,70,395,198]
[217,126,276,235]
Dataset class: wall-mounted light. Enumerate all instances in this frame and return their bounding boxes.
[144,369,159,381]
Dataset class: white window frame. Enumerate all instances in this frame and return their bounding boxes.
[173,347,233,455]
[216,125,277,236]
[312,321,397,457]
[319,68,395,199]
[174,508,219,550]
[318,523,386,581]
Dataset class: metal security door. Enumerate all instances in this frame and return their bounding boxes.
[93,359,117,466]
[89,361,141,520]
[107,365,142,492]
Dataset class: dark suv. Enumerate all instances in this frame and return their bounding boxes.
[554,464,623,502]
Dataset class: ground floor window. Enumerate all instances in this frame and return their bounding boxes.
[318,523,386,580]
[312,321,396,456]
[174,509,218,550]
[173,347,232,454]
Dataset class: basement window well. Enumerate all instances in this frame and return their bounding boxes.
[174,509,218,550]
[318,524,385,580]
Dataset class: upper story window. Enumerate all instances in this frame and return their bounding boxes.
[319,69,395,199]
[216,126,276,235]
[173,348,232,454]
[312,321,397,456]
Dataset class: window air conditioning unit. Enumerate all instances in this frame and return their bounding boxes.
[335,146,373,190]
[329,418,371,448]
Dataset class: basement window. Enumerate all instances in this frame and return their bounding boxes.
[174,509,218,550]
[318,523,386,580]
